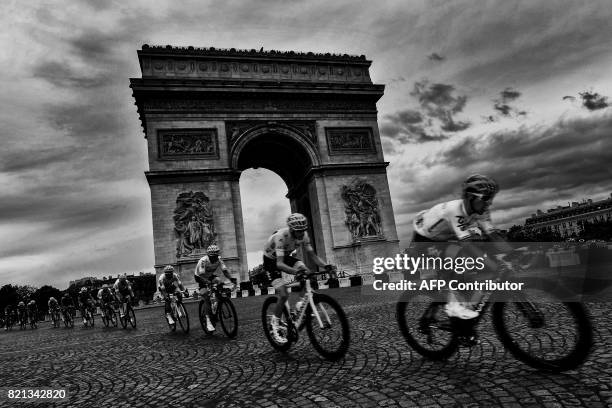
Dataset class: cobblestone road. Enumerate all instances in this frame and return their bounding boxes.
[1,287,610,407]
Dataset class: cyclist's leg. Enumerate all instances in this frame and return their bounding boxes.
[116,292,125,316]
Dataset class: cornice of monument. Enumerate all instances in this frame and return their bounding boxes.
[138,44,370,64]
[135,44,376,85]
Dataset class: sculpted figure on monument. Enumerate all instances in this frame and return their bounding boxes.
[341,181,383,240]
[174,191,216,257]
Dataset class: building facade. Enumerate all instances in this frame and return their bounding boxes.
[525,193,612,238]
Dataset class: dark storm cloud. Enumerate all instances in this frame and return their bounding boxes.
[489,88,527,120]
[579,91,609,111]
[380,80,471,144]
[411,80,470,132]
[427,53,445,62]
[391,114,612,229]
[380,109,449,144]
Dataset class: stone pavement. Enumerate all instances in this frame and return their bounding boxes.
[0,287,610,407]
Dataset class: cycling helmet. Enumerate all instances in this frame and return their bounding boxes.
[164,265,174,275]
[80,287,87,293]
[206,244,220,256]
[287,213,308,231]
[462,174,499,199]
[18,301,25,307]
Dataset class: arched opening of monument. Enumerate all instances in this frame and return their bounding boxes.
[235,131,318,271]
[239,168,291,270]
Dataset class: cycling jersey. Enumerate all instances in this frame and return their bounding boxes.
[413,199,497,241]
[48,299,59,309]
[113,279,132,295]
[195,255,228,279]
[158,273,182,293]
[263,227,313,259]
[98,288,114,303]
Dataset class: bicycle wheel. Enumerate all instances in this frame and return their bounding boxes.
[128,306,136,328]
[493,285,593,372]
[218,299,238,339]
[102,310,109,327]
[261,296,295,352]
[396,296,459,360]
[119,306,128,329]
[305,293,350,361]
[176,303,190,334]
[109,308,118,327]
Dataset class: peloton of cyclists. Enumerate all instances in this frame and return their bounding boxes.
[194,244,238,332]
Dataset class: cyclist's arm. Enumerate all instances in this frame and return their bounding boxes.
[304,247,328,268]
[174,274,185,291]
[219,261,234,282]
[276,257,301,275]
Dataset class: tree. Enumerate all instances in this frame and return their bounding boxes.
[0,284,19,312]
[35,285,62,314]
[248,264,270,288]
[15,285,37,302]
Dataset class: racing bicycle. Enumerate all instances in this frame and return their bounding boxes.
[198,281,238,338]
[50,307,61,328]
[262,268,350,361]
[101,302,118,328]
[118,296,137,329]
[167,292,189,334]
[396,257,593,372]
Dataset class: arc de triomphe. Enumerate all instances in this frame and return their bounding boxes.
[130,45,399,283]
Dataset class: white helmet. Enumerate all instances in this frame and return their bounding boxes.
[287,213,308,231]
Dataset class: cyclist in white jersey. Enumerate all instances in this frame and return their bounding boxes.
[194,244,237,332]
[411,174,514,341]
[263,213,332,344]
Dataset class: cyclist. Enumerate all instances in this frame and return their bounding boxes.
[194,244,238,332]
[78,287,95,326]
[263,213,333,344]
[4,304,15,330]
[158,265,186,325]
[97,284,116,317]
[411,174,514,343]
[60,293,75,323]
[113,275,135,319]
[48,297,60,324]
[27,300,38,326]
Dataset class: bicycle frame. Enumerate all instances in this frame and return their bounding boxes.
[284,275,330,330]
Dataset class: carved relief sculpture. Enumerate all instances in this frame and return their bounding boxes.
[174,191,217,257]
[325,128,375,155]
[158,129,219,159]
[341,180,383,240]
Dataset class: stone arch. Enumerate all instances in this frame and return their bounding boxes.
[230,124,320,189]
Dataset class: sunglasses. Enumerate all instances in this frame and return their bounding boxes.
[470,192,494,202]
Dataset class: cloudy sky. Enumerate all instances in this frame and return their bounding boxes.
[1,0,611,288]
